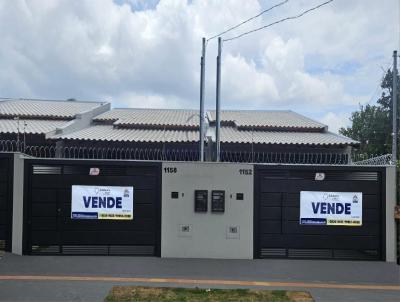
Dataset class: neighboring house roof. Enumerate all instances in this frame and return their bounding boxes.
[52,124,356,146]
[49,107,357,146]
[220,127,358,146]
[93,108,200,129]
[56,125,199,143]
[208,110,326,131]
[0,119,68,135]
[0,98,107,119]
[0,101,357,147]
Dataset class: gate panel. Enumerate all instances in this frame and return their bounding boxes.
[255,166,385,260]
[0,154,13,252]
[25,160,161,256]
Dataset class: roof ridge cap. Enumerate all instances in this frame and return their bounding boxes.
[0,97,107,105]
[111,107,198,111]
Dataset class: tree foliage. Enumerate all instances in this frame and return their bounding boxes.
[339,68,400,155]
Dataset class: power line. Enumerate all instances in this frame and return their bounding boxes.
[207,0,289,41]
[223,0,334,42]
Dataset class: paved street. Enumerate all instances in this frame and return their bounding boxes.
[0,253,399,302]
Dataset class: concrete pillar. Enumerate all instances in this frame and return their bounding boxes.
[11,153,24,255]
[385,166,397,262]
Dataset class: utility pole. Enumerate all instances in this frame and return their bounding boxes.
[199,38,206,162]
[393,50,398,164]
[215,37,222,162]
[392,51,399,266]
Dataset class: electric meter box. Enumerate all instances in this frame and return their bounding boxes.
[194,190,208,212]
[162,162,254,259]
[211,190,225,213]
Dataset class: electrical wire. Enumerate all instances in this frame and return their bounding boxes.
[223,0,334,42]
[365,62,392,105]
[207,0,289,41]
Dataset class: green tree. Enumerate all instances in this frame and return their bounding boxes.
[339,68,399,155]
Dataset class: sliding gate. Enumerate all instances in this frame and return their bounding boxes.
[254,165,386,260]
[24,159,161,256]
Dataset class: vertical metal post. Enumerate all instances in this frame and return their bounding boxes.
[23,121,27,153]
[215,37,222,162]
[16,117,20,152]
[199,38,206,162]
[251,126,254,163]
[393,50,398,164]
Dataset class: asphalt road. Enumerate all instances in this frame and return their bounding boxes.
[0,254,399,302]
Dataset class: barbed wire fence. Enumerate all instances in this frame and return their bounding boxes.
[0,140,200,162]
[0,139,393,165]
[352,153,393,166]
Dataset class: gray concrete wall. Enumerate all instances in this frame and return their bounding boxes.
[11,153,24,255]
[385,166,397,262]
[161,162,253,259]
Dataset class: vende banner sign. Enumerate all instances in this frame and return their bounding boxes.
[300,191,362,226]
[71,185,134,220]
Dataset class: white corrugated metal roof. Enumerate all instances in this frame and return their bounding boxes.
[0,103,356,146]
[209,110,326,130]
[0,119,68,135]
[0,99,106,119]
[95,109,325,130]
[94,108,200,128]
[52,124,357,146]
[220,127,358,146]
[56,125,199,143]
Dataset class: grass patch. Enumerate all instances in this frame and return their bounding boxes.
[104,286,314,302]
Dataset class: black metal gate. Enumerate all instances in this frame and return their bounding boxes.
[254,165,386,260]
[0,153,13,252]
[24,159,161,256]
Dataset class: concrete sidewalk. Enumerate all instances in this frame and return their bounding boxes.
[0,253,399,302]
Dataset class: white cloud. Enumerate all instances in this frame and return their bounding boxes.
[264,37,304,73]
[260,36,355,108]
[221,54,279,107]
[0,0,396,122]
[105,91,185,108]
[320,112,351,134]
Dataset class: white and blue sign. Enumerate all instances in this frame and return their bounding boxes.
[71,185,134,220]
[300,191,362,226]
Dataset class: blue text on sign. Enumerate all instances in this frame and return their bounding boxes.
[311,202,351,215]
[83,196,122,209]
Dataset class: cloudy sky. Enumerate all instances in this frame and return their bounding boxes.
[0,0,398,133]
